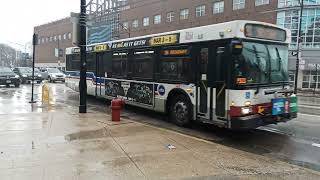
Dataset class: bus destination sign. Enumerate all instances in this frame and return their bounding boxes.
[245,24,286,42]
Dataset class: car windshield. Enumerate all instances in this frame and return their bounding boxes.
[234,41,289,85]
[0,67,13,73]
[19,67,32,73]
[47,68,61,73]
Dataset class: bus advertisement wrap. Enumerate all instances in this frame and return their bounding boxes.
[105,79,154,106]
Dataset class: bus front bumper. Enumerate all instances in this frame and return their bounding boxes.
[230,112,297,130]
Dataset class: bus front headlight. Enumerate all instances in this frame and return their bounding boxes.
[241,107,252,115]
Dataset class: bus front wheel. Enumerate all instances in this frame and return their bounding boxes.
[170,95,192,127]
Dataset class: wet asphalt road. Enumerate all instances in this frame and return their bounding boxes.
[1,83,320,172]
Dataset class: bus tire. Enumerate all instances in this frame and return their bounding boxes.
[169,94,192,127]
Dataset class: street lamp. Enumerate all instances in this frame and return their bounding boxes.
[293,0,304,94]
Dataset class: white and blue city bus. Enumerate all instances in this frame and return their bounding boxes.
[65,20,297,129]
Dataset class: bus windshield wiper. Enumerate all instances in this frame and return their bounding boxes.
[253,45,261,94]
[275,47,286,88]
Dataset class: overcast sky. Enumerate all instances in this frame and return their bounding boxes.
[0,0,79,50]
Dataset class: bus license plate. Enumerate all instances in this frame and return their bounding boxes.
[6,80,11,83]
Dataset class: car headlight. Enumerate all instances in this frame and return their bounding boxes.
[15,75,19,78]
[22,75,27,77]
[37,74,42,77]
[51,74,56,77]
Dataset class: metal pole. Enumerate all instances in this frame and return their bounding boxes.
[315,65,318,95]
[294,0,304,94]
[29,33,37,104]
[79,0,87,113]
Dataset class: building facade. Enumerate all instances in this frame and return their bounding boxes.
[276,0,320,90]
[34,17,74,69]
[118,0,278,38]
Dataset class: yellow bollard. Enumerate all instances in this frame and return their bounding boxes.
[42,82,50,104]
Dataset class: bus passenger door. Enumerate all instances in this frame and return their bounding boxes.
[215,47,227,118]
[198,47,209,119]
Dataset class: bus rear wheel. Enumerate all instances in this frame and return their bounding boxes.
[169,95,192,127]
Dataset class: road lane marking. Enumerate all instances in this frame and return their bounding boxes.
[312,143,320,148]
[298,113,320,118]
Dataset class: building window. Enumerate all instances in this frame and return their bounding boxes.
[63,33,67,40]
[255,0,269,6]
[143,17,149,26]
[154,15,161,24]
[180,9,189,20]
[38,39,41,45]
[233,0,245,10]
[167,12,175,22]
[58,35,62,41]
[54,36,57,42]
[132,19,139,28]
[213,1,224,14]
[277,8,320,49]
[50,37,53,42]
[196,5,206,17]
[46,37,49,43]
[68,33,71,39]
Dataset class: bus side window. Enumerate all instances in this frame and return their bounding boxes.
[131,50,154,80]
[112,52,128,78]
[86,53,96,73]
[159,46,193,82]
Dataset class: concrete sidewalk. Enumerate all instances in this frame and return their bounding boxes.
[0,105,320,180]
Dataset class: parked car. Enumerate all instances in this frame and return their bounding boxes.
[13,67,43,84]
[0,67,21,87]
[46,68,66,83]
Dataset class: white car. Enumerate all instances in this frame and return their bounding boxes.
[46,68,66,83]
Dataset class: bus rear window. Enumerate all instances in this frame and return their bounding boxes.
[245,24,286,42]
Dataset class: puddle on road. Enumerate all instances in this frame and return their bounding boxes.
[65,128,109,141]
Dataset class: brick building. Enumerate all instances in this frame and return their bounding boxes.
[118,0,278,39]
[34,0,279,69]
[34,17,74,69]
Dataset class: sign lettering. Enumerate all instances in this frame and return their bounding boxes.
[94,44,108,52]
[149,34,179,46]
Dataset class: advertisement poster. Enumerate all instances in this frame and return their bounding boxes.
[105,79,154,106]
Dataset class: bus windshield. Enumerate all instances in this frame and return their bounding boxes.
[234,41,288,85]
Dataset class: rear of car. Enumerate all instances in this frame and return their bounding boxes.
[13,67,43,84]
[0,67,21,87]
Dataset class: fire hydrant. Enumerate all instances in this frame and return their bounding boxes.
[111,98,125,121]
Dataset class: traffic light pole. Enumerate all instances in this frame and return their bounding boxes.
[79,0,87,113]
[294,0,304,94]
